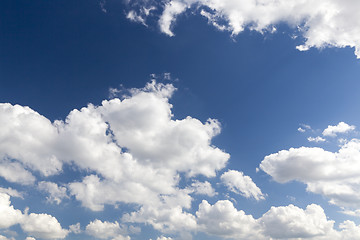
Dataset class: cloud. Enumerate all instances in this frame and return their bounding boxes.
[0,187,23,199]
[260,204,334,239]
[85,220,130,240]
[307,136,326,142]
[189,181,216,197]
[195,199,360,239]
[260,138,360,210]
[126,0,360,58]
[69,223,81,234]
[38,181,68,205]
[220,170,265,200]
[0,193,68,239]
[322,122,355,137]
[196,200,263,239]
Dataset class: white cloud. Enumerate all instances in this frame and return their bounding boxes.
[220,170,265,200]
[298,127,306,132]
[0,160,35,185]
[25,238,36,240]
[21,212,69,239]
[0,193,23,229]
[189,181,216,197]
[69,223,81,234]
[0,236,14,240]
[195,199,360,239]
[0,193,68,239]
[260,204,334,239]
[38,181,68,205]
[0,187,23,199]
[156,237,173,240]
[0,81,229,221]
[322,122,356,137]
[126,0,360,58]
[307,136,326,142]
[196,200,263,239]
[260,138,360,210]
[85,220,130,240]
[0,103,62,179]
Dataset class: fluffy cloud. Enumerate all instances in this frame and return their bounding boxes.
[220,170,265,200]
[189,181,216,197]
[322,121,355,137]
[196,200,263,239]
[21,212,69,239]
[85,220,130,240]
[126,0,360,58]
[307,136,326,142]
[195,199,360,239]
[0,193,68,239]
[38,181,68,205]
[0,193,23,229]
[0,81,231,238]
[260,138,360,210]
[0,187,23,199]
[260,204,334,239]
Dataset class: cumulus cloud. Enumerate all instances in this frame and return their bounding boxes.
[0,193,68,239]
[260,204,334,239]
[0,81,232,238]
[125,0,360,58]
[307,136,326,142]
[196,200,263,239]
[85,220,130,240]
[189,180,216,197]
[220,170,265,200]
[69,223,81,234]
[195,199,360,239]
[322,122,355,137]
[38,181,68,205]
[0,187,23,199]
[260,138,360,210]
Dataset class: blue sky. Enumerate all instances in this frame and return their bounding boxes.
[2,1,360,240]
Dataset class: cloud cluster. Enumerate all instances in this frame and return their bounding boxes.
[0,81,232,237]
[221,170,265,200]
[0,193,68,239]
[126,0,360,58]
[261,134,360,211]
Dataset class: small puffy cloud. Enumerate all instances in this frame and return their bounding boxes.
[85,219,129,240]
[189,181,216,197]
[25,238,36,240]
[69,223,81,234]
[298,127,306,133]
[260,204,334,239]
[196,200,263,239]
[125,0,360,58]
[38,181,68,205]
[156,237,173,240]
[220,170,265,200]
[0,160,35,185]
[0,193,68,239]
[307,136,326,142]
[21,212,69,239]
[322,122,356,137]
[260,138,360,210]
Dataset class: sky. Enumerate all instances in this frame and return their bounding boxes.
[1,0,360,239]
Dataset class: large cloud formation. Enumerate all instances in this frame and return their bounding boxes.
[126,0,360,58]
[2,81,360,239]
[260,122,360,215]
